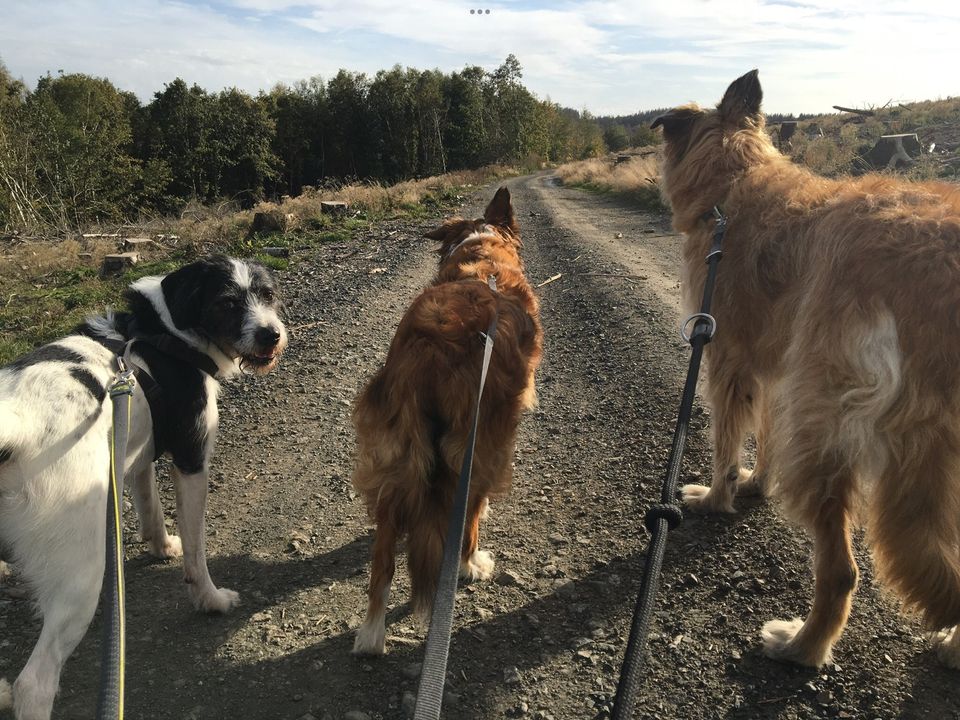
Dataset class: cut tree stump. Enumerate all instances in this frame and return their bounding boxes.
[777,121,797,146]
[321,201,349,216]
[101,252,139,275]
[122,237,155,251]
[864,133,922,169]
[250,210,287,235]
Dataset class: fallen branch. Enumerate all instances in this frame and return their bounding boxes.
[536,273,562,288]
[833,105,875,116]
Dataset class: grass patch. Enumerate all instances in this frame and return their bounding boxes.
[555,151,668,213]
[0,164,517,364]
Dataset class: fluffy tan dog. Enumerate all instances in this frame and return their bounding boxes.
[351,187,542,655]
[655,70,960,667]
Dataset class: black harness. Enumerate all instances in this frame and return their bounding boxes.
[99,334,220,461]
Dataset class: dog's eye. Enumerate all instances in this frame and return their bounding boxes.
[260,289,275,302]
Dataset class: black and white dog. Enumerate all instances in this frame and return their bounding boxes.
[0,255,287,720]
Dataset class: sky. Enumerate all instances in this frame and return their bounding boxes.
[0,0,957,117]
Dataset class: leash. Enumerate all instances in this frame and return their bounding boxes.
[611,207,727,720]
[96,357,136,720]
[414,276,499,720]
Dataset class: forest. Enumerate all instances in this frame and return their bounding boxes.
[0,55,654,234]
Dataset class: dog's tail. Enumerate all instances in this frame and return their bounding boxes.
[869,431,960,631]
[0,678,12,710]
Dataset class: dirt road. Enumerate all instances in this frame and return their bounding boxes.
[3,174,960,719]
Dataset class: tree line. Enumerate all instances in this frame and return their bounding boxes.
[0,55,665,233]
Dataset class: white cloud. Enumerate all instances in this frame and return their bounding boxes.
[0,0,956,115]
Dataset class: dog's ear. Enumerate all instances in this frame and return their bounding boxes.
[484,186,519,235]
[651,107,700,138]
[162,258,218,330]
[719,69,763,124]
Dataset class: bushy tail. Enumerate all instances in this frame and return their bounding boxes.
[0,678,12,710]
[869,438,960,630]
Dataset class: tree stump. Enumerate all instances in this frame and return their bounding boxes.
[101,252,139,276]
[777,121,797,146]
[250,210,287,235]
[320,201,349,216]
[864,133,922,169]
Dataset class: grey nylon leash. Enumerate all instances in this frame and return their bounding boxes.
[97,356,135,720]
[414,276,499,720]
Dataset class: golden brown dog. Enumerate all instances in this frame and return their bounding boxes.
[351,187,542,655]
[655,70,960,667]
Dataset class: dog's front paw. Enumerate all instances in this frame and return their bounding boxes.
[761,618,831,667]
[681,484,736,514]
[460,550,495,582]
[149,535,183,560]
[736,467,768,498]
[191,586,240,614]
[934,628,960,668]
[352,620,386,656]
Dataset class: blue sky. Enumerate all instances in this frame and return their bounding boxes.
[0,0,957,116]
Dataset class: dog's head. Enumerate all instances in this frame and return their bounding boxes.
[651,70,776,227]
[160,256,288,375]
[424,186,521,261]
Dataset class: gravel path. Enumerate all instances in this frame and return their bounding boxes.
[3,173,960,719]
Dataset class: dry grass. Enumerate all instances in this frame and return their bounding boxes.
[554,149,666,212]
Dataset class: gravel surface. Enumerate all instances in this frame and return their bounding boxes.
[3,173,960,719]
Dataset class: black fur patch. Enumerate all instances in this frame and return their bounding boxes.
[69,367,107,403]
[8,344,86,371]
[0,447,11,464]
[131,340,209,474]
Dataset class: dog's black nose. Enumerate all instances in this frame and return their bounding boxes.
[255,327,281,347]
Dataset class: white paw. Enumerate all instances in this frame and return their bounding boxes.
[191,586,240,614]
[934,628,960,669]
[149,535,183,559]
[352,619,386,656]
[680,484,735,514]
[460,550,495,582]
[0,678,12,711]
[761,618,830,667]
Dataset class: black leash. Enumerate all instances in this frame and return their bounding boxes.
[414,276,499,720]
[611,207,727,720]
[96,358,136,720]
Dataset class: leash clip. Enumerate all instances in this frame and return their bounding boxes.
[109,356,136,397]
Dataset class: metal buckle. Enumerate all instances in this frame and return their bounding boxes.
[109,356,137,396]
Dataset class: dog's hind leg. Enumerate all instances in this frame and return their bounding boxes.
[683,370,758,513]
[172,467,239,613]
[354,508,398,656]
[132,464,182,560]
[738,386,772,498]
[460,495,495,582]
[10,488,106,720]
[762,475,858,666]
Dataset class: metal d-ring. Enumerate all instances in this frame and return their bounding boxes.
[680,312,716,343]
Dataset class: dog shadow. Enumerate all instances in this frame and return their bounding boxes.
[38,534,647,719]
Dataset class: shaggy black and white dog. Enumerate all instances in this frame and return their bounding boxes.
[0,255,287,720]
